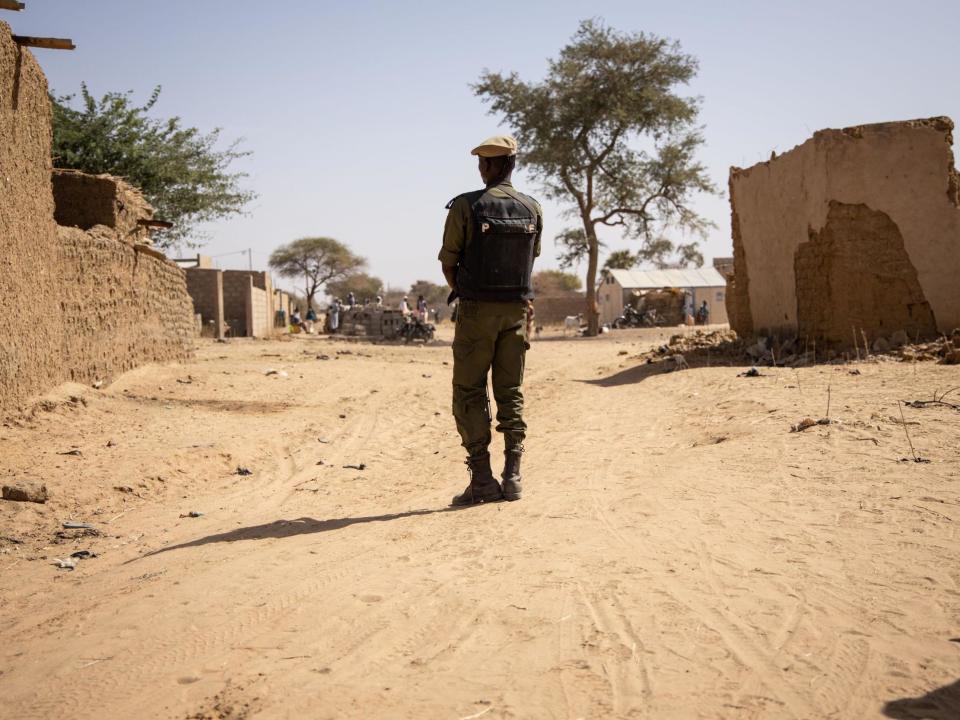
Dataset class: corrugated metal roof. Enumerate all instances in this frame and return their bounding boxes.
[607,266,726,289]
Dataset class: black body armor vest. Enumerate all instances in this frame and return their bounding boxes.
[454,187,539,303]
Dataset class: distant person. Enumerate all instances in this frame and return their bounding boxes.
[328,300,340,333]
[291,307,306,333]
[696,300,710,325]
[375,295,383,308]
[439,134,541,506]
[417,294,427,321]
[400,295,410,314]
[347,292,356,308]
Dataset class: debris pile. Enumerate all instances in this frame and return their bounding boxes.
[897,330,960,364]
[638,327,960,370]
[642,330,742,363]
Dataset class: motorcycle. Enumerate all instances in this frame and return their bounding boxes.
[401,316,435,343]
[612,306,660,329]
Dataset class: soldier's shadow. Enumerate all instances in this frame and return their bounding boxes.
[882,678,960,719]
[136,508,462,559]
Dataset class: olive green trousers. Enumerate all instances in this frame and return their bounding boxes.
[452,300,528,457]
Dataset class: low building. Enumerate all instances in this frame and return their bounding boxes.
[599,267,729,327]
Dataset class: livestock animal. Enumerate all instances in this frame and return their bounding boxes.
[563,314,583,336]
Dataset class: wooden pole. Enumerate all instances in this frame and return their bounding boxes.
[0,1,26,12]
[12,35,75,50]
[137,219,174,229]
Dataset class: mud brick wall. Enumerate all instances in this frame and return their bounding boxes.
[729,117,960,346]
[52,169,154,245]
[0,23,64,416]
[186,268,225,337]
[57,226,195,383]
[534,294,586,325]
[0,22,195,418]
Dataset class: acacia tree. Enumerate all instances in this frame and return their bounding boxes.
[51,84,255,250]
[603,249,639,271]
[269,238,365,311]
[474,19,715,334]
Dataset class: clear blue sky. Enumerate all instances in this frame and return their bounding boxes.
[14,0,959,294]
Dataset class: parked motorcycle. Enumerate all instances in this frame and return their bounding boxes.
[401,316,435,343]
[612,306,660,329]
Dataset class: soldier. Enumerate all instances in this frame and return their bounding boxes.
[438,135,543,506]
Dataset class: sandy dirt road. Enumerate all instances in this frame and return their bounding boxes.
[1,328,958,719]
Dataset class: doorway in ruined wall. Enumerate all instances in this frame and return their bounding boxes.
[794,201,937,347]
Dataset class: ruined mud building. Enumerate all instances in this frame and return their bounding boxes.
[0,20,194,417]
[727,117,960,347]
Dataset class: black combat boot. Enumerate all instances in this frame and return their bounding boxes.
[451,452,503,506]
[501,447,523,501]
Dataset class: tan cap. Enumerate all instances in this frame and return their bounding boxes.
[470,135,518,158]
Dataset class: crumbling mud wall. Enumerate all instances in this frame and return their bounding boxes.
[729,117,960,346]
[795,202,938,343]
[725,191,753,336]
[52,169,154,244]
[57,226,195,383]
[0,22,64,415]
[0,22,194,418]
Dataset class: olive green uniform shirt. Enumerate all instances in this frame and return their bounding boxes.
[438,181,543,268]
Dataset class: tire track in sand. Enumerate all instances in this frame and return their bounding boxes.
[584,452,818,719]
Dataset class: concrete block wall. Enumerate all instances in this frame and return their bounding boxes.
[185,268,225,338]
[222,272,253,337]
[222,270,278,337]
[250,287,269,337]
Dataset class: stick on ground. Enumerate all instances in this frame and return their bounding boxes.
[898,400,918,461]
